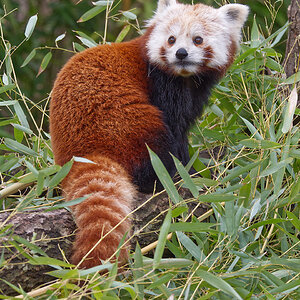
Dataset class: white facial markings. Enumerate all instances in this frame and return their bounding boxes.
[146,2,248,76]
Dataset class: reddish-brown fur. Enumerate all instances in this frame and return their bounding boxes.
[50,1,245,268]
[63,154,134,268]
[50,33,168,268]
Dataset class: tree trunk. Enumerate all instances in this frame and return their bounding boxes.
[284,0,300,104]
[0,189,209,296]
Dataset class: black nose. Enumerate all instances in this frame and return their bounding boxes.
[176,48,188,60]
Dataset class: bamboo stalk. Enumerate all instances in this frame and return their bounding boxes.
[15,283,56,299]
[141,233,173,255]
[0,181,33,199]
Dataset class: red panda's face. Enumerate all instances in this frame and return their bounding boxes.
[146,0,249,77]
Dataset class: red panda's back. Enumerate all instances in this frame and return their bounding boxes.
[50,37,152,169]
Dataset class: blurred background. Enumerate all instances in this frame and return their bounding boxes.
[0,0,289,132]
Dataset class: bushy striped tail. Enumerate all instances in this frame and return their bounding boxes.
[62,154,136,269]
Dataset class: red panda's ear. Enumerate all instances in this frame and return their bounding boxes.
[157,0,178,13]
[219,4,249,29]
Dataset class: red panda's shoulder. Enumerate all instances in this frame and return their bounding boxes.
[59,36,148,77]
[52,35,150,103]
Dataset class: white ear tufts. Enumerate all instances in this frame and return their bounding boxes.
[219,4,249,28]
[157,0,177,13]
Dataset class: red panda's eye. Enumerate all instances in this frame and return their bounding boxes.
[168,36,176,45]
[194,36,203,45]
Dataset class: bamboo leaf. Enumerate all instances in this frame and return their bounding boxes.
[260,140,281,149]
[24,15,38,39]
[13,102,30,129]
[76,36,98,48]
[47,269,79,279]
[269,22,288,47]
[13,235,47,256]
[77,6,107,23]
[191,177,219,187]
[240,117,263,140]
[188,148,211,178]
[92,0,114,5]
[21,49,36,67]
[51,195,89,209]
[177,231,205,261]
[24,160,38,176]
[48,160,73,187]
[153,210,172,269]
[73,42,86,52]
[29,256,73,267]
[221,160,262,183]
[282,87,298,133]
[0,84,16,94]
[79,263,113,276]
[54,32,66,46]
[38,165,61,177]
[0,157,19,172]
[55,33,66,43]
[250,18,260,48]
[172,154,199,198]
[14,125,23,143]
[149,274,174,289]
[171,206,188,218]
[170,222,216,233]
[115,25,131,43]
[37,52,52,77]
[185,148,199,172]
[245,218,286,230]
[0,103,18,113]
[11,124,33,135]
[196,269,243,300]
[260,158,293,177]
[286,211,300,231]
[2,73,9,85]
[122,11,137,20]
[268,279,300,295]
[148,146,181,204]
[36,172,45,196]
[282,71,300,85]
[270,258,300,273]
[4,138,38,157]
[133,243,144,299]
[144,258,193,269]
[199,194,239,202]
[240,138,260,148]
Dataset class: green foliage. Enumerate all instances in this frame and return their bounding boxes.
[0,0,299,299]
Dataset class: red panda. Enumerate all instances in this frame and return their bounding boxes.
[50,0,248,268]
